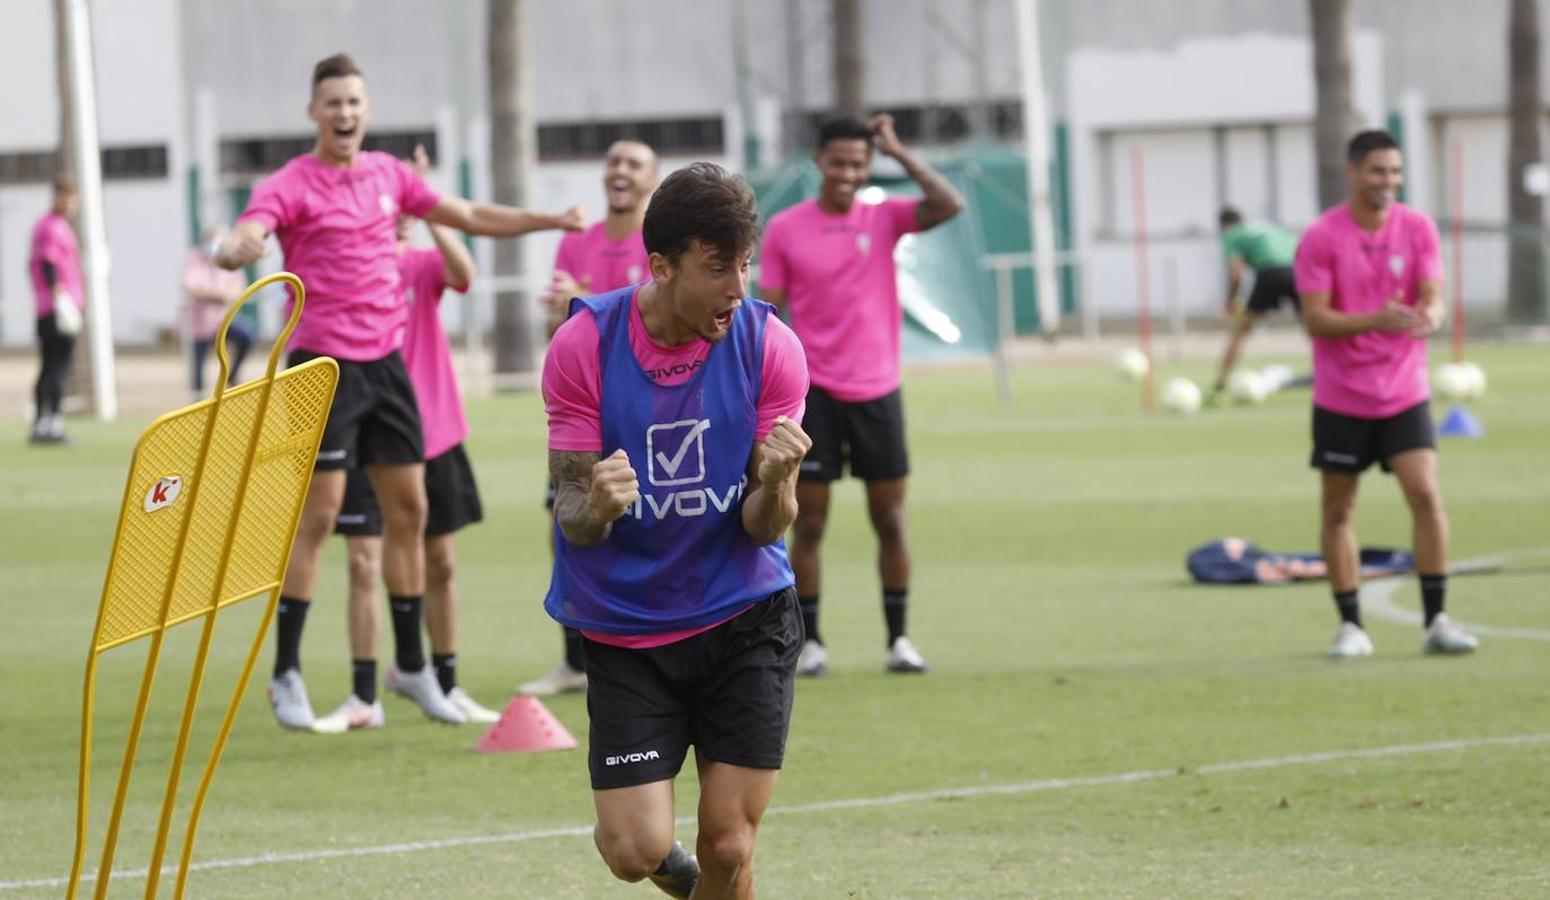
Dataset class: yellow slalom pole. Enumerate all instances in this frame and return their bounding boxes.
[67,652,102,899]
[172,588,280,899]
[175,278,320,898]
[144,275,303,896]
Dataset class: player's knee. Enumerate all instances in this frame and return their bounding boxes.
[793,509,828,545]
[295,504,337,546]
[594,828,671,883]
[869,507,908,545]
[425,544,455,588]
[1321,502,1355,532]
[346,543,378,585]
[696,824,755,875]
[1403,482,1444,518]
[382,493,428,536]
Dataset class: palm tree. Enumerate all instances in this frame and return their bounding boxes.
[1310,0,1357,211]
[1507,0,1546,323]
[833,0,864,119]
[488,0,538,376]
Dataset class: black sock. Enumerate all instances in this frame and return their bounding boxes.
[563,627,586,672]
[883,588,908,645]
[352,659,377,704]
[1333,589,1362,628]
[1420,574,1447,626]
[433,652,457,694]
[798,596,821,645]
[388,594,426,673]
[273,596,309,677]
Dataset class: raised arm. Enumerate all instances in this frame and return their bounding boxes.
[214,219,270,270]
[870,114,965,232]
[551,448,639,547]
[741,417,811,546]
[425,195,586,239]
[427,222,476,291]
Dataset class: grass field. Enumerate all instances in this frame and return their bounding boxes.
[2,342,1548,898]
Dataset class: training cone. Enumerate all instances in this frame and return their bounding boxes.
[1438,404,1484,439]
[476,695,578,753]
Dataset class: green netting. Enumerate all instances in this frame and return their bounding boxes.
[748,141,1076,361]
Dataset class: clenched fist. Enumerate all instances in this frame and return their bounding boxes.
[757,417,812,487]
[589,449,640,525]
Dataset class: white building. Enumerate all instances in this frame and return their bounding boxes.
[0,0,1543,347]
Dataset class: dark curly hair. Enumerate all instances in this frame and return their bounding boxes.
[643,162,760,263]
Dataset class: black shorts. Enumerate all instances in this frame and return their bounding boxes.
[799,386,909,483]
[1246,266,1299,315]
[582,587,803,790]
[289,349,424,471]
[334,444,484,537]
[1310,401,1436,474]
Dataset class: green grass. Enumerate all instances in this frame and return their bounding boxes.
[2,343,1548,897]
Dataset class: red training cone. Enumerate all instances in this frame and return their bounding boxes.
[476,695,579,753]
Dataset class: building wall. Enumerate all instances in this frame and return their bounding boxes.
[0,0,1543,346]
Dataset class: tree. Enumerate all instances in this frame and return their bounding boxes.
[1507,0,1546,323]
[1309,0,1357,211]
[487,0,538,377]
[833,0,864,119]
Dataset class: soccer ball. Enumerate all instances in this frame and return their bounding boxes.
[1458,361,1487,400]
[1227,369,1269,405]
[1434,362,1485,402]
[1259,364,1294,392]
[1161,377,1202,415]
[1115,348,1150,382]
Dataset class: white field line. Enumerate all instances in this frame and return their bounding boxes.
[1363,547,1550,641]
[8,732,1550,892]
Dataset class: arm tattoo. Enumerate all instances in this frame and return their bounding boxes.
[550,450,609,546]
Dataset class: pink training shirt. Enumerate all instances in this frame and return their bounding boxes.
[543,287,809,649]
[29,213,84,318]
[398,246,471,460]
[552,222,648,294]
[759,196,921,402]
[184,249,247,340]
[1294,202,1442,419]
[238,151,441,361]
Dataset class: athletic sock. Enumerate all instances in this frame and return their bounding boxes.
[1333,589,1362,628]
[1420,574,1447,627]
[798,596,822,645]
[433,652,458,694]
[388,594,426,673]
[562,627,586,673]
[273,595,309,677]
[352,659,377,704]
[883,588,908,646]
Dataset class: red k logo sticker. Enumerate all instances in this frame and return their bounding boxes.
[144,476,184,513]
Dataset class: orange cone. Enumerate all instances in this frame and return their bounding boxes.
[476,695,579,753]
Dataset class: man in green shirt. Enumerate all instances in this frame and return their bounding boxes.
[1211,207,1301,398]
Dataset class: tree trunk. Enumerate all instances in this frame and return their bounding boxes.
[1310,0,1357,211]
[832,0,864,119]
[487,0,537,377]
[1507,0,1547,323]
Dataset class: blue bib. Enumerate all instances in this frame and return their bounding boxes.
[545,287,795,635]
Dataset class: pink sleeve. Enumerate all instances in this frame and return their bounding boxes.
[1293,226,1332,295]
[542,311,604,451]
[238,171,290,232]
[1415,213,1444,282]
[757,217,789,294]
[553,232,579,276]
[396,159,441,218]
[887,197,923,238]
[755,316,809,439]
